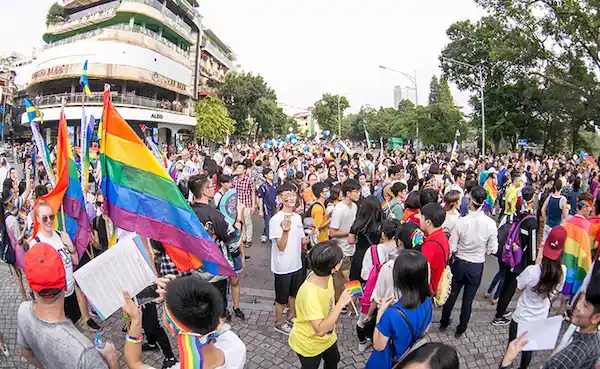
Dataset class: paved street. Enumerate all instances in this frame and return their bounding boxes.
[0,213,563,369]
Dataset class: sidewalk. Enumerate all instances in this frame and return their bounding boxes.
[0,263,559,369]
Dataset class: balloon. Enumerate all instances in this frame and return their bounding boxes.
[290,134,297,140]
[271,139,276,145]
[267,143,272,148]
[285,137,290,144]
[303,145,309,152]
[323,130,330,136]
[332,133,337,140]
[291,138,297,145]
[262,143,268,149]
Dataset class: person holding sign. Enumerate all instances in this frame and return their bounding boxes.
[289,241,353,369]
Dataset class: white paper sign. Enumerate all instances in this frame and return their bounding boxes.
[73,233,156,320]
[517,315,564,351]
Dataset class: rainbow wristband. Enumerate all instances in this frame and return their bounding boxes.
[126,335,143,344]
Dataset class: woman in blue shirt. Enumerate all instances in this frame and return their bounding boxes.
[366,249,433,369]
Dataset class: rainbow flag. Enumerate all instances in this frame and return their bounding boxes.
[483,175,498,213]
[30,109,91,259]
[348,167,358,177]
[338,141,353,156]
[100,90,233,276]
[588,216,600,260]
[562,215,594,298]
[443,167,455,184]
[345,280,363,297]
[382,200,390,217]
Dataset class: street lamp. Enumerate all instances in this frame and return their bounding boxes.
[379,65,419,148]
[440,56,486,155]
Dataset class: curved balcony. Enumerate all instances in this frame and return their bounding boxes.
[118,0,194,44]
[32,92,193,116]
[44,24,191,64]
[45,6,117,37]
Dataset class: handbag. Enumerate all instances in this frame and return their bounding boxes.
[389,299,432,366]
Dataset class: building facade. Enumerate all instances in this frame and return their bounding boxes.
[21,0,236,146]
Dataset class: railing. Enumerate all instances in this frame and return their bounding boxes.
[45,23,190,57]
[122,0,192,36]
[47,6,117,33]
[202,41,234,71]
[32,92,192,115]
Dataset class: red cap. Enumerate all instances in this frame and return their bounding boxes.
[25,243,66,297]
[543,226,567,261]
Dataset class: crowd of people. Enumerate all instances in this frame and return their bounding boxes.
[3,137,600,369]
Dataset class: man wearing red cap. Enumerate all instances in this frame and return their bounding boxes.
[17,243,118,369]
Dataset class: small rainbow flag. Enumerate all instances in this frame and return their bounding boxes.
[345,280,363,297]
[348,167,358,177]
[483,175,498,213]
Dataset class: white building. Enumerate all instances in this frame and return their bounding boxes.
[21,0,237,145]
[393,85,402,109]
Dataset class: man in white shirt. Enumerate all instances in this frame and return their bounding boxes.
[270,184,308,335]
[440,186,498,338]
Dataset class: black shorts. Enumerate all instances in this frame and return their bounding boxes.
[274,269,304,305]
[64,292,82,324]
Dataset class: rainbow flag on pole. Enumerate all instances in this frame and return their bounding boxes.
[482,175,497,213]
[100,90,233,276]
[562,215,594,298]
[30,108,91,259]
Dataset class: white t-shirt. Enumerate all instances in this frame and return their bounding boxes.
[371,259,400,304]
[28,232,75,297]
[269,211,304,275]
[361,243,397,282]
[513,264,567,324]
[149,330,246,369]
[329,201,357,257]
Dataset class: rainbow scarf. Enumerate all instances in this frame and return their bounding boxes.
[482,176,498,213]
[402,208,419,223]
[443,167,455,184]
[562,215,594,298]
[423,177,435,190]
[164,303,219,368]
[382,201,390,217]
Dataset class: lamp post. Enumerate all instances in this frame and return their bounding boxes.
[440,56,486,155]
[379,65,419,148]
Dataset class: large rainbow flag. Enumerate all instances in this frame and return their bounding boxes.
[562,215,594,298]
[100,90,233,276]
[30,109,91,259]
[482,175,497,213]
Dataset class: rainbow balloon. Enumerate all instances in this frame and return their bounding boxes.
[345,280,363,297]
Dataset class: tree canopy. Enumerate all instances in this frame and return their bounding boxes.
[312,94,350,136]
[195,96,236,143]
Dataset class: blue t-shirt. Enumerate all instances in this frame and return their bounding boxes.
[366,298,433,369]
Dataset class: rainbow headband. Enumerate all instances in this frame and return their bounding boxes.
[164,302,220,369]
[578,199,593,209]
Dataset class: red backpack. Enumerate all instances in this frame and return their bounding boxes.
[360,245,382,314]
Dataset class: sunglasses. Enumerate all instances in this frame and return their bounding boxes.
[41,214,55,223]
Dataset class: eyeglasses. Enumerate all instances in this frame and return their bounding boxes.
[41,214,55,223]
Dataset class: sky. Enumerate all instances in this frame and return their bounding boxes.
[2,0,485,114]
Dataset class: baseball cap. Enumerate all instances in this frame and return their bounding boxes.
[543,226,567,261]
[24,243,66,297]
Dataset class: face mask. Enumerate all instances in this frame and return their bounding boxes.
[323,191,331,199]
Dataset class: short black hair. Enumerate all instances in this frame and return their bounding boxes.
[395,222,420,250]
[236,161,248,170]
[396,343,459,369]
[165,275,223,335]
[310,241,343,277]
[188,173,210,198]
[421,203,446,228]
[585,276,600,315]
[522,186,534,202]
[341,178,361,197]
[312,182,328,198]
[34,184,48,198]
[382,219,400,239]
[217,174,232,186]
[276,183,296,196]
[464,180,477,193]
[420,188,439,208]
[388,166,401,176]
[262,167,273,176]
[391,182,407,196]
[470,186,487,206]
[393,250,431,309]
[405,191,421,210]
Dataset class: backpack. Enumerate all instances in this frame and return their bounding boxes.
[501,215,534,269]
[304,202,324,220]
[360,245,382,314]
[429,240,452,307]
[0,227,15,265]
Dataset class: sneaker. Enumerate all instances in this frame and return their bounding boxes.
[244,255,251,261]
[358,339,372,352]
[244,241,252,248]
[502,311,512,319]
[142,343,160,352]
[86,319,101,331]
[224,310,232,322]
[122,324,127,333]
[484,292,491,299]
[234,308,246,320]
[274,322,292,335]
[286,317,296,326]
[162,357,177,369]
[1,343,9,357]
[491,298,498,305]
[341,307,348,315]
[439,319,452,332]
[260,235,267,243]
[491,317,511,326]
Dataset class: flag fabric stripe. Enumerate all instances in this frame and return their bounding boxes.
[104,132,172,181]
[561,215,594,298]
[101,90,233,276]
[103,177,208,238]
[62,195,91,257]
[482,176,497,213]
[103,155,189,209]
[105,201,222,275]
[80,60,92,98]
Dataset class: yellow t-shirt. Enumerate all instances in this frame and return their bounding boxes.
[504,185,519,215]
[311,203,329,243]
[288,275,337,357]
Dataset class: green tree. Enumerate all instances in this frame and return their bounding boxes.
[428,76,439,105]
[217,72,278,137]
[420,76,465,146]
[312,94,350,136]
[46,2,67,25]
[194,96,236,143]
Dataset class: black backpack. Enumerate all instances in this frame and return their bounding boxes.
[304,202,324,220]
[0,226,15,265]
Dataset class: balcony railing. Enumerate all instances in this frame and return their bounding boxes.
[32,92,192,115]
[122,0,192,36]
[46,6,117,34]
[45,23,190,57]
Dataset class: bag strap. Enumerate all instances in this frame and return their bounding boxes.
[370,245,380,267]
[389,300,432,359]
